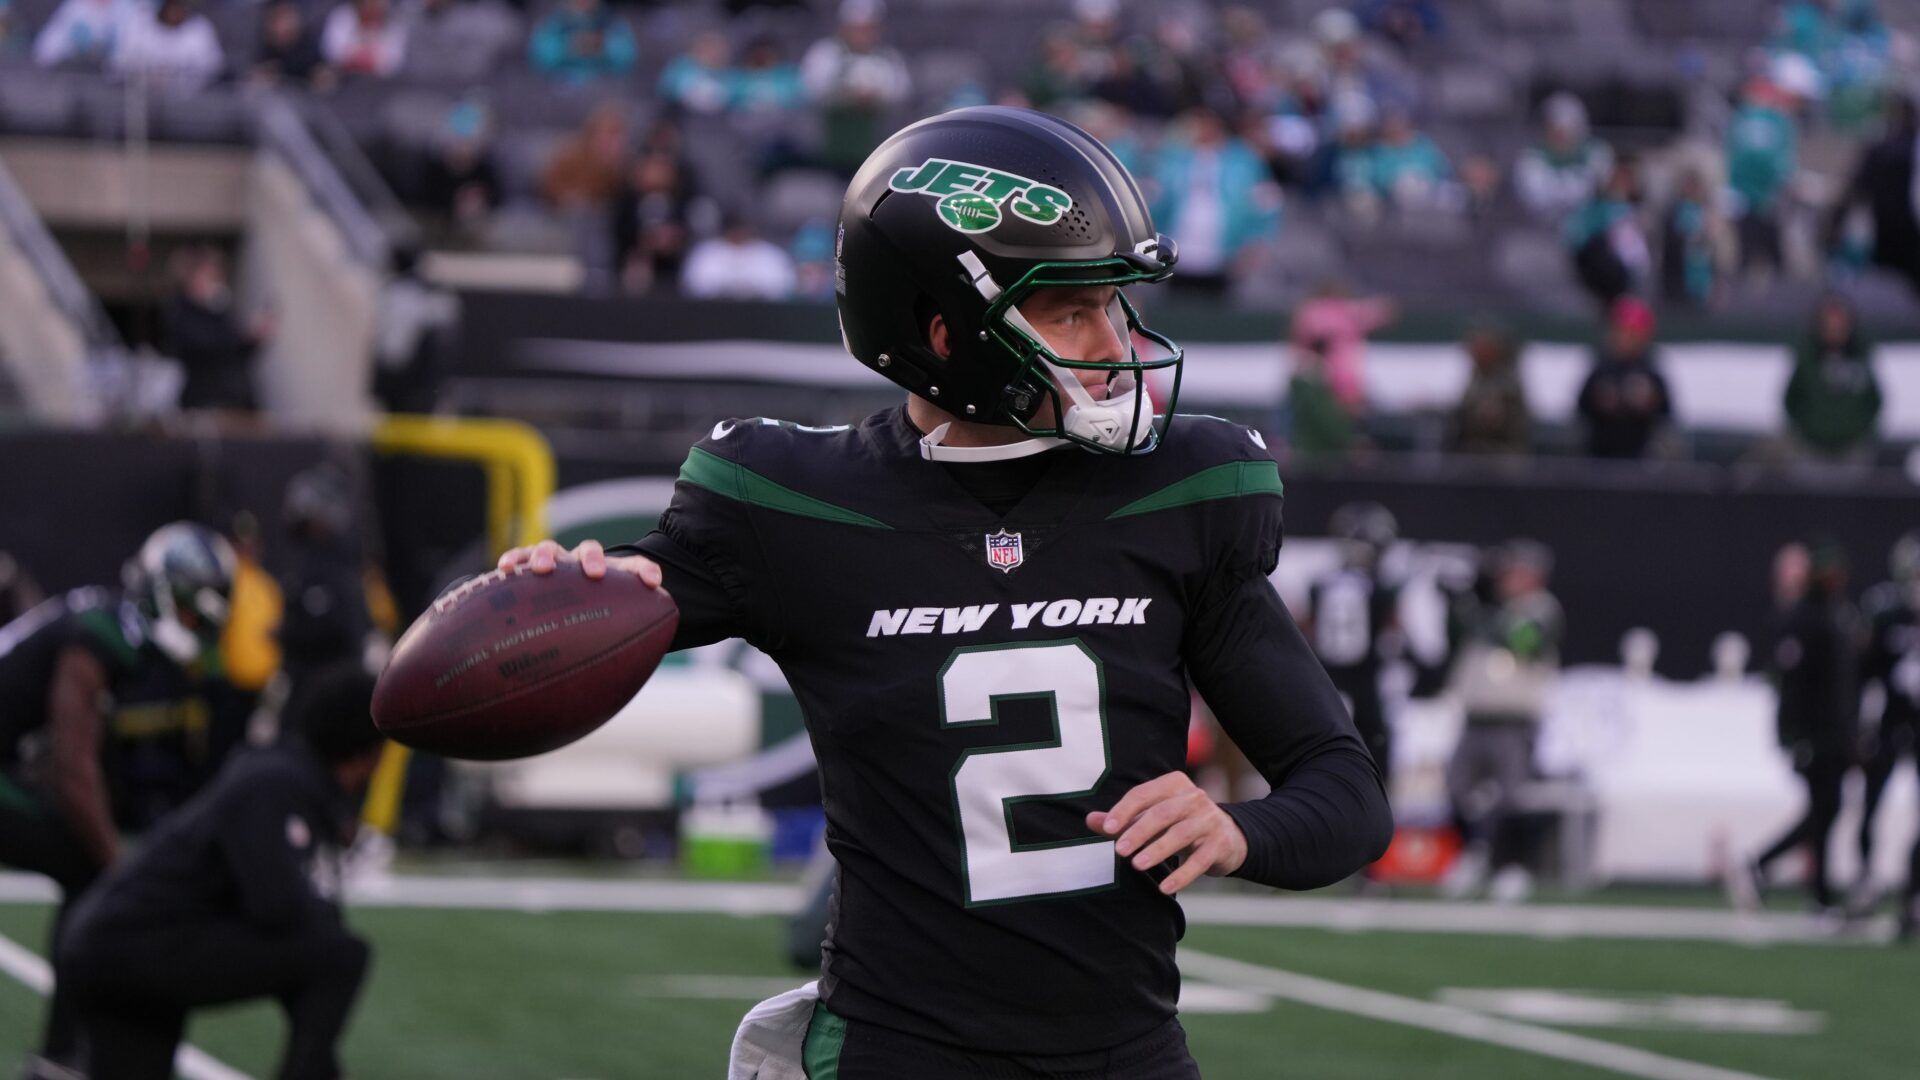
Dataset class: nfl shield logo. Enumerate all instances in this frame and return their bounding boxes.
[985,529,1024,573]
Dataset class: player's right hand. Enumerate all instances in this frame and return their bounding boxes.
[498,539,663,589]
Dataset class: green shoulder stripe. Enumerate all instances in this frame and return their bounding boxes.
[1107,460,1284,519]
[73,606,141,669]
[679,447,891,529]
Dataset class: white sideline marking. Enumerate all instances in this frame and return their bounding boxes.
[1180,950,1783,1080]
[0,872,1888,945]
[0,932,252,1080]
[1433,989,1824,1035]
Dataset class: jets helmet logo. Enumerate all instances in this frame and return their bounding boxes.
[985,529,1024,573]
[889,158,1074,235]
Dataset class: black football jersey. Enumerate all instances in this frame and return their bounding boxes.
[0,589,233,826]
[1861,581,1920,728]
[625,406,1378,1055]
[1307,568,1398,692]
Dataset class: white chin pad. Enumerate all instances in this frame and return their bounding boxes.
[1053,369,1152,451]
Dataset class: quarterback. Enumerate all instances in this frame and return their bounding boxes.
[504,106,1392,1078]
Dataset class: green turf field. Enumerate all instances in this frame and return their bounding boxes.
[1,897,1913,1079]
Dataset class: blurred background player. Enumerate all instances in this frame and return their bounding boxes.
[1854,531,1918,922]
[277,462,387,695]
[1740,538,1858,916]
[1442,539,1563,902]
[0,522,237,1078]
[59,663,383,1080]
[1304,501,1401,787]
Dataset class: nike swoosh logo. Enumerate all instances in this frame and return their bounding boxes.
[1248,429,1268,450]
[711,421,736,440]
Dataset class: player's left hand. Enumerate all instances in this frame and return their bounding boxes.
[1088,772,1248,896]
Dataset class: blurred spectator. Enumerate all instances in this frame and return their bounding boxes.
[1565,157,1649,305]
[110,0,222,94]
[1576,297,1672,460]
[540,103,627,210]
[1024,22,1093,109]
[1128,13,1217,119]
[1330,91,1383,221]
[1743,539,1856,915]
[1784,292,1881,463]
[1369,108,1454,213]
[800,0,911,176]
[1515,93,1613,224]
[1447,324,1530,455]
[681,216,797,300]
[1219,7,1280,113]
[529,0,634,85]
[1443,539,1562,902]
[788,217,836,301]
[421,98,500,237]
[1660,169,1727,308]
[1286,337,1358,463]
[252,0,333,91]
[400,0,520,85]
[0,1,16,58]
[1313,7,1415,118]
[1359,0,1441,53]
[33,0,141,69]
[1290,281,1394,413]
[1824,0,1891,131]
[732,35,804,113]
[321,0,408,79]
[659,29,732,115]
[1066,0,1123,83]
[1148,108,1281,294]
[0,550,44,625]
[1726,56,1812,279]
[612,150,716,294]
[164,248,271,413]
[1828,94,1920,294]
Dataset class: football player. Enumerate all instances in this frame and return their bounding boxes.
[0,522,237,1076]
[1304,501,1401,787]
[504,106,1392,1077]
[1856,533,1919,935]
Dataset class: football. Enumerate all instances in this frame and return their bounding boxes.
[371,561,679,760]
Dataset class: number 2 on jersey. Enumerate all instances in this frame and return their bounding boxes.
[939,641,1114,905]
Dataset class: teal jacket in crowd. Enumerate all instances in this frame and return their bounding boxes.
[1726,103,1797,213]
[1148,139,1280,265]
[529,9,637,84]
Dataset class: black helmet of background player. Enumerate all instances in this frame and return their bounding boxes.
[836,105,1181,454]
[283,462,355,545]
[1328,501,1397,571]
[122,522,237,665]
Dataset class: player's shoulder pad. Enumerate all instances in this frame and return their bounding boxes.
[673,417,892,530]
[1105,414,1282,521]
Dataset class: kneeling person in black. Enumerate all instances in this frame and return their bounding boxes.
[59,665,383,1080]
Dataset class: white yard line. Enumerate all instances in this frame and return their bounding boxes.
[0,931,251,1080]
[0,872,1885,944]
[1180,949,1784,1080]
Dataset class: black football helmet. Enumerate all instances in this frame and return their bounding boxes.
[836,106,1181,454]
[123,521,237,665]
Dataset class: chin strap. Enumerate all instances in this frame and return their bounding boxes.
[918,422,1065,462]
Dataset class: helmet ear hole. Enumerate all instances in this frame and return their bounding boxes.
[913,295,942,353]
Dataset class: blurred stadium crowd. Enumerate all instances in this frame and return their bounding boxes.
[0,0,1916,312]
